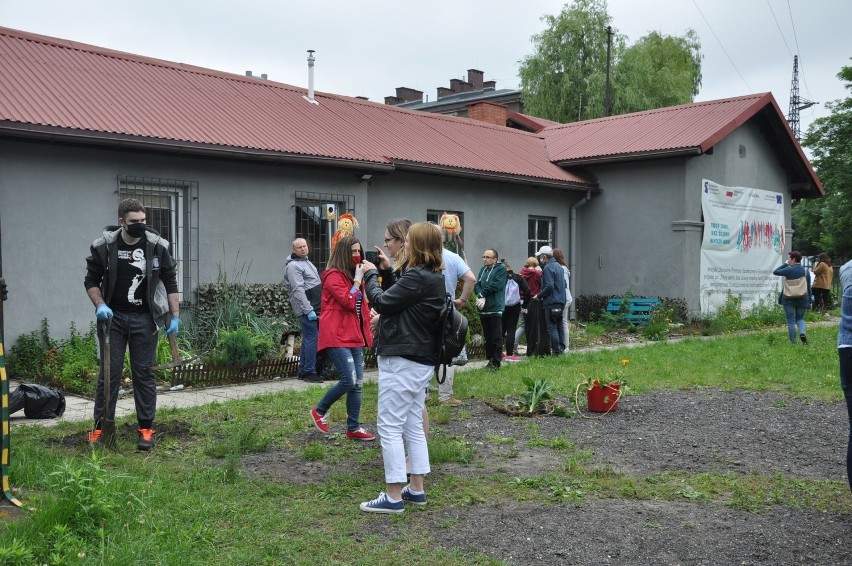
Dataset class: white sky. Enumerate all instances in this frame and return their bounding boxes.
[1,0,849,137]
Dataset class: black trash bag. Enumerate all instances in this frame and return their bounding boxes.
[10,383,66,419]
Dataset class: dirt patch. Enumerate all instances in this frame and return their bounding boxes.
[54,420,196,449]
[242,390,851,564]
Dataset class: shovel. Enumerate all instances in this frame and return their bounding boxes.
[150,316,203,371]
[100,316,117,448]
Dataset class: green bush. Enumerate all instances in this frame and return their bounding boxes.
[219,327,257,364]
[58,322,98,395]
[7,318,57,379]
[575,294,617,322]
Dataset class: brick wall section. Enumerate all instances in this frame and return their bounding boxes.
[466,101,508,126]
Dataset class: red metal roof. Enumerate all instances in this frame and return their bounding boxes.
[0,27,591,188]
[540,94,822,195]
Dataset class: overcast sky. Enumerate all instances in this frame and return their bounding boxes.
[1,0,849,137]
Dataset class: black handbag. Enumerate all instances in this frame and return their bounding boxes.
[549,306,564,323]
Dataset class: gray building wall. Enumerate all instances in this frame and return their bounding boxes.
[578,119,793,314]
[0,138,584,344]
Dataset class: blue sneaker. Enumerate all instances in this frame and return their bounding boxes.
[401,485,427,505]
[359,492,404,514]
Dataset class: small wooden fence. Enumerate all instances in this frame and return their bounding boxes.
[169,344,488,388]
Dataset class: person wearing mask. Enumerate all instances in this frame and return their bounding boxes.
[773,251,812,344]
[535,246,567,355]
[501,260,530,362]
[514,257,542,353]
[474,249,508,370]
[84,198,180,450]
[358,222,446,513]
[309,237,375,441]
[838,258,852,493]
[552,248,574,353]
[812,253,834,315]
[286,238,322,382]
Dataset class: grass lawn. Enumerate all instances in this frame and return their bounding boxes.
[1,325,848,564]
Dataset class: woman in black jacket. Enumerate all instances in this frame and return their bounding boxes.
[357,222,445,513]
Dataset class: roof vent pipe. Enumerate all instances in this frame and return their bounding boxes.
[302,50,319,105]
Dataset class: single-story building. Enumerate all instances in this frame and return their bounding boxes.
[0,26,822,344]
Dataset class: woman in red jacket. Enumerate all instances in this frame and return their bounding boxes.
[309,236,375,441]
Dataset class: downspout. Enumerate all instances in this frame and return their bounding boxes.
[569,190,593,318]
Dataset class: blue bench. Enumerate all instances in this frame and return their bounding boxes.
[605,297,661,327]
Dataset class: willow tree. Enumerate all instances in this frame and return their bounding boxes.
[519,0,702,123]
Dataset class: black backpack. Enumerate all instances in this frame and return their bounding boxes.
[435,293,469,383]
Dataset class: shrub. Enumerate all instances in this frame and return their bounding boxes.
[219,327,257,364]
[575,294,617,322]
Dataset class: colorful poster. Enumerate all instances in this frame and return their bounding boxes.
[699,180,785,313]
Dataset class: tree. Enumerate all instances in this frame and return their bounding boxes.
[792,62,852,259]
[613,30,702,115]
[518,0,701,123]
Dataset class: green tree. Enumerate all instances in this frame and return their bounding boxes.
[793,62,852,259]
[518,0,701,123]
[613,30,702,115]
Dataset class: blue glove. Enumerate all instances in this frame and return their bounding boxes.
[165,317,180,335]
[307,310,318,321]
[95,304,113,321]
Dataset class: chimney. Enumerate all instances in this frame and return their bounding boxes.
[449,78,472,93]
[467,101,508,127]
[395,87,424,103]
[245,71,253,77]
[467,69,484,90]
[303,50,319,105]
[437,86,454,99]
[483,80,496,90]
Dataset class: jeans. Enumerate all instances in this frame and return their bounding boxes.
[545,308,566,354]
[95,310,158,428]
[377,356,433,484]
[316,347,364,431]
[841,348,852,493]
[502,304,521,356]
[514,313,526,352]
[782,303,807,343]
[480,314,503,366]
[297,314,319,375]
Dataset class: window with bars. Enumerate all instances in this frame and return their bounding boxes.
[528,215,555,258]
[118,175,199,304]
[294,191,355,271]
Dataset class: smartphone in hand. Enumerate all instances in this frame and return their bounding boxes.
[365,251,379,264]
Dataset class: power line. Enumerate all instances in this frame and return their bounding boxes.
[691,0,752,92]
[786,0,813,99]
[766,0,793,58]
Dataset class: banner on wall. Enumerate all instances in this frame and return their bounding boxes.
[699,179,785,313]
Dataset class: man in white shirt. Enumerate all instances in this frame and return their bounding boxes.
[437,248,476,405]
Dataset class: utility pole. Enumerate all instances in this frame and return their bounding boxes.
[787,55,817,141]
[0,209,22,508]
[604,26,613,117]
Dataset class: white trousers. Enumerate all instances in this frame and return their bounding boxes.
[562,302,571,352]
[377,355,433,484]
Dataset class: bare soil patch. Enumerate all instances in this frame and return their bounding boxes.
[242,390,851,564]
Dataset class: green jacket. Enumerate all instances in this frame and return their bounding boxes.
[474,263,507,316]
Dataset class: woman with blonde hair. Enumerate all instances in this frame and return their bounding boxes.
[358,222,446,513]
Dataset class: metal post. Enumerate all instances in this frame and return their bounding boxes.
[604,26,613,117]
[0,209,22,507]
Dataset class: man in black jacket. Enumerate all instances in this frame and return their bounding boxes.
[84,198,179,450]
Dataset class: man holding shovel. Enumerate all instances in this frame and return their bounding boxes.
[84,198,179,450]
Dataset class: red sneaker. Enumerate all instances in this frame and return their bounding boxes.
[310,408,329,433]
[137,428,157,451]
[346,428,375,441]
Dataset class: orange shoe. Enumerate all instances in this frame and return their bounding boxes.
[137,428,157,451]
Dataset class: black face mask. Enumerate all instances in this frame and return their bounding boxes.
[125,223,147,238]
